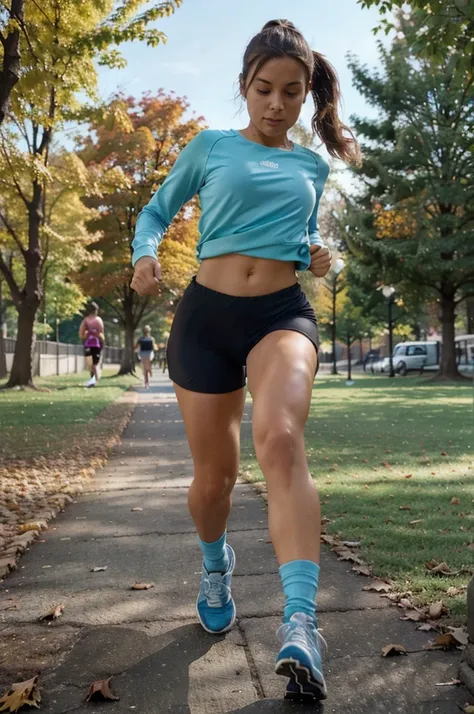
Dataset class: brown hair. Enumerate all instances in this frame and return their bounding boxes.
[241,19,360,165]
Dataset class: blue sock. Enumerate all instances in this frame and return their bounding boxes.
[279,560,320,624]
[198,532,229,573]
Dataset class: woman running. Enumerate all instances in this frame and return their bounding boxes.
[79,302,104,388]
[131,19,359,702]
[135,325,157,388]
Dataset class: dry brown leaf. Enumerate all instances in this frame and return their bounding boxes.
[382,461,392,469]
[131,582,154,590]
[447,586,466,597]
[38,604,64,621]
[417,623,436,632]
[86,678,119,702]
[447,627,468,646]
[430,562,457,576]
[450,496,460,505]
[352,564,372,577]
[90,566,107,572]
[0,675,41,712]
[403,474,413,479]
[428,601,444,620]
[427,633,458,650]
[381,643,407,657]
[400,611,425,622]
[463,705,474,713]
[399,505,411,511]
[363,579,392,593]
[399,598,413,608]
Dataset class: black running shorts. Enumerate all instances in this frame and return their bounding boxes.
[167,277,319,394]
[84,346,101,365]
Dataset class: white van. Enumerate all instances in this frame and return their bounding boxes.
[381,341,440,376]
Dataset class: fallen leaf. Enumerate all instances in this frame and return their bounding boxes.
[352,564,371,576]
[447,586,466,597]
[417,623,436,632]
[382,461,391,469]
[440,451,448,456]
[18,521,47,534]
[428,601,444,619]
[363,579,392,593]
[403,474,413,479]
[450,497,460,505]
[463,705,474,713]
[399,505,411,511]
[131,507,143,512]
[381,643,407,657]
[429,562,457,576]
[399,598,413,608]
[400,611,425,622]
[447,627,468,646]
[86,678,119,702]
[0,675,41,712]
[90,566,107,572]
[38,604,64,621]
[435,679,461,686]
[409,519,424,525]
[427,633,458,650]
[343,540,361,548]
[131,582,154,590]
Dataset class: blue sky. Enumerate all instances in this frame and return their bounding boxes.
[96,0,386,138]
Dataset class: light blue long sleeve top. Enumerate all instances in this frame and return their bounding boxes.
[131,129,329,271]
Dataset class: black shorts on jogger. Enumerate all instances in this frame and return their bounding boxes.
[84,346,101,365]
[167,277,319,394]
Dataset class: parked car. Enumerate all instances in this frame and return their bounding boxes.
[379,341,440,376]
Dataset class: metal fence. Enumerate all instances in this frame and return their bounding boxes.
[4,338,123,377]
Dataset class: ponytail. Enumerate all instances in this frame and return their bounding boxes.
[311,51,361,165]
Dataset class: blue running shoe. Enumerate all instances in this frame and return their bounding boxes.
[196,543,236,634]
[275,612,327,701]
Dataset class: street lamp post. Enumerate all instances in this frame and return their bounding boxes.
[331,258,345,375]
[382,286,396,378]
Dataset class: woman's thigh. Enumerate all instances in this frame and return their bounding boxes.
[247,330,317,453]
[174,384,246,481]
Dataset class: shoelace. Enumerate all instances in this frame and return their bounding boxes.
[276,617,327,654]
[203,577,230,607]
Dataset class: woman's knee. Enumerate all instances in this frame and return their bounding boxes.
[254,417,305,477]
[191,465,237,506]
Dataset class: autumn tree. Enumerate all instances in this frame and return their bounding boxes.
[77,92,205,375]
[345,36,474,380]
[0,0,24,125]
[0,0,182,387]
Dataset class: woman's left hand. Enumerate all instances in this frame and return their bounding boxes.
[308,245,332,278]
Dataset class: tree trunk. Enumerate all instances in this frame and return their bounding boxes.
[6,299,37,386]
[0,278,7,378]
[118,294,136,375]
[6,185,43,386]
[0,0,24,125]
[438,289,461,380]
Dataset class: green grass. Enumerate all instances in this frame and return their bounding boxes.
[241,375,474,622]
[0,370,137,459]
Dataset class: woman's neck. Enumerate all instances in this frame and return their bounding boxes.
[241,123,292,150]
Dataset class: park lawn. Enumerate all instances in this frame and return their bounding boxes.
[241,375,473,623]
[0,369,137,460]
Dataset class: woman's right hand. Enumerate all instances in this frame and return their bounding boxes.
[130,257,162,296]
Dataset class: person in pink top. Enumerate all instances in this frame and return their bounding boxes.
[78,302,105,387]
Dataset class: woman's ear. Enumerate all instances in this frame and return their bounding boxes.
[239,74,246,100]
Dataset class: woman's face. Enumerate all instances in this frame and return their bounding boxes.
[242,56,309,138]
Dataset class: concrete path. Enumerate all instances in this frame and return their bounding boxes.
[0,375,469,713]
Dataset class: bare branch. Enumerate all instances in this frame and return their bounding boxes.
[0,250,21,306]
[0,209,25,253]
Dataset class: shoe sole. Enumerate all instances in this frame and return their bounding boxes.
[195,546,236,635]
[276,658,327,701]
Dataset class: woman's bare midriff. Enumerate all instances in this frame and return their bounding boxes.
[196,254,297,297]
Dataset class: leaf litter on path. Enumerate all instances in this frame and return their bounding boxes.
[38,603,64,621]
[86,678,119,702]
[0,675,41,712]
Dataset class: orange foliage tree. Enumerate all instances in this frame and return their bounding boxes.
[76,92,205,374]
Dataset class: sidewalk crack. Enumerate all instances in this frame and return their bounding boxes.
[236,621,266,700]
